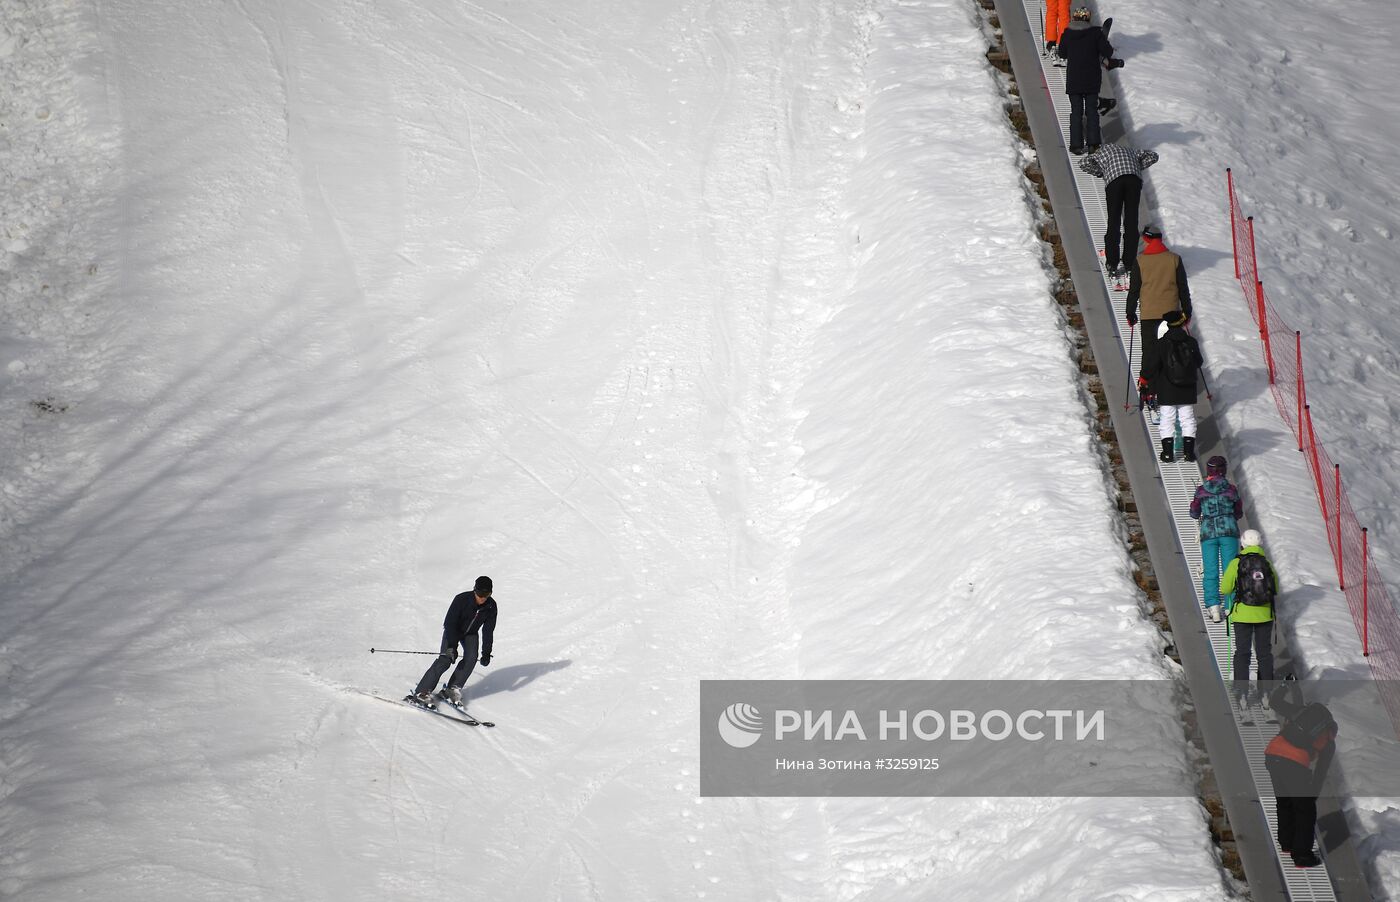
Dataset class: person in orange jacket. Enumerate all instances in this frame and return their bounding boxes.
[1044,0,1071,54]
[1264,687,1338,869]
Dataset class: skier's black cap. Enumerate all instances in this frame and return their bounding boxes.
[1141,224,1163,239]
[474,575,493,596]
[1164,309,1188,327]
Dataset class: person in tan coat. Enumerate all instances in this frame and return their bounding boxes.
[1124,225,1192,369]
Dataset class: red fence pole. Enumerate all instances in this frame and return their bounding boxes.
[1247,216,1259,280]
[1305,405,1326,525]
[1335,464,1344,590]
[1296,332,1305,450]
[1362,527,1371,657]
[1228,169,1240,280]
[1258,280,1274,383]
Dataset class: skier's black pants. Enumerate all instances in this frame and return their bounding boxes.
[1232,619,1275,683]
[1265,755,1317,854]
[1067,93,1100,150]
[1104,174,1142,270]
[414,634,480,696]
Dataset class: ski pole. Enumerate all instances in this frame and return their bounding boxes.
[370,648,440,655]
[1123,324,1136,410]
[1225,616,1232,696]
[1200,367,1213,401]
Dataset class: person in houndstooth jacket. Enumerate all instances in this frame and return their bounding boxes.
[1080,142,1158,279]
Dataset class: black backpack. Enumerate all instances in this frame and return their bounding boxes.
[1165,339,1197,387]
[1235,552,1275,606]
[1281,703,1336,749]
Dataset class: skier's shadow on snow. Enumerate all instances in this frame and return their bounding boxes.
[1172,243,1232,274]
[1202,371,1272,411]
[1278,584,1330,619]
[1132,121,1204,148]
[1317,807,1355,854]
[1108,30,1164,58]
[468,660,572,699]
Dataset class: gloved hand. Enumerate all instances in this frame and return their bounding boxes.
[1126,313,1138,327]
[479,653,492,667]
[1137,375,1150,393]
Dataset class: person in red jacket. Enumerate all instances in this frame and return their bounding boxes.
[1264,688,1338,869]
[1043,0,1071,55]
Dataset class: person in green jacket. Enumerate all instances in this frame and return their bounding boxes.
[1221,529,1277,709]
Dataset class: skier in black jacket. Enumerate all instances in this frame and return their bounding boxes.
[1056,7,1115,154]
[408,575,498,708]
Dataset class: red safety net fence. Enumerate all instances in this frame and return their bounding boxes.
[1228,168,1400,739]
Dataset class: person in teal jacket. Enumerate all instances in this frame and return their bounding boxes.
[1221,529,1277,708]
[1190,456,1243,622]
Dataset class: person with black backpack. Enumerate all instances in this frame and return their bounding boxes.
[1221,530,1277,708]
[1264,684,1338,868]
[1138,310,1203,462]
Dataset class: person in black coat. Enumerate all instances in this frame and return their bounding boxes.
[1056,8,1115,154]
[1139,311,1203,462]
[408,575,498,707]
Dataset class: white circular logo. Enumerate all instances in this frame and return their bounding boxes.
[717,702,763,749]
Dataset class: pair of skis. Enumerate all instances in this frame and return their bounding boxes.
[1136,395,1160,426]
[1100,250,1130,293]
[407,694,496,728]
[370,692,496,728]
